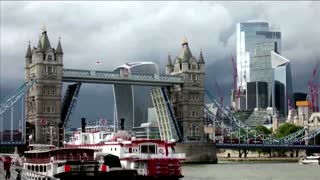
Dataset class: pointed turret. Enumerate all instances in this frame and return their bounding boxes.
[39,25,52,52]
[37,38,42,49]
[25,43,32,58]
[178,37,192,62]
[198,49,205,64]
[166,53,173,67]
[56,39,63,55]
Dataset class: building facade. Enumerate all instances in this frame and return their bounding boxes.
[25,27,63,146]
[113,62,158,130]
[166,38,205,142]
[236,21,281,90]
[271,51,293,116]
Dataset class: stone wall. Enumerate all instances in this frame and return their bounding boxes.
[175,142,217,163]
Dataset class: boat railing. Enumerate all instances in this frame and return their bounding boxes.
[123,153,186,159]
[0,163,58,180]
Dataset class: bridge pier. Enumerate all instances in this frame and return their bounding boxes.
[175,142,217,163]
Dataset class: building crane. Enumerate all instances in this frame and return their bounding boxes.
[215,80,224,106]
[231,56,241,110]
[308,63,319,112]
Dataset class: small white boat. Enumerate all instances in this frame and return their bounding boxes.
[299,155,320,165]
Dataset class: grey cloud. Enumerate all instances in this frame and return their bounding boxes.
[1,1,320,123]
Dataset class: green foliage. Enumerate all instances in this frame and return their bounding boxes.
[255,125,272,135]
[275,123,303,138]
[0,146,14,153]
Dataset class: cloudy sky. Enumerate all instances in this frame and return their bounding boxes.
[1,1,319,128]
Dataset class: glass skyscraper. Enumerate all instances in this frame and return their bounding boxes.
[236,22,281,90]
[271,51,293,116]
[113,62,159,130]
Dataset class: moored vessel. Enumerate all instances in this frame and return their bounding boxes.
[16,144,138,179]
[66,124,185,179]
[299,155,320,165]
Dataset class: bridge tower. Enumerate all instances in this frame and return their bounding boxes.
[25,26,63,147]
[166,37,205,142]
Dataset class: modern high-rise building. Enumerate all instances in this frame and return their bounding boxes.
[251,42,278,107]
[271,51,293,116]
[236,22,281,90]
[113,62,158,130]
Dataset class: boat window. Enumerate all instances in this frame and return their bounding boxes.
[115,148,117,151]
[140,144,157,154]
[31,165,34,171]
[35,165,39,172]
[134,162,139,169]
[44,165,46,172]
[111,148,113,151]
[27,165,30,170]
[129,148,132,153]
[40,165,43,172]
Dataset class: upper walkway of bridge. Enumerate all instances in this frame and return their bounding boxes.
[62,68,184,86]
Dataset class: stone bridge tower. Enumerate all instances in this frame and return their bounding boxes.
[25,26,63,147]
[166,37,205,142]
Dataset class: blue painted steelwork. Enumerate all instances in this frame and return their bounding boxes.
[205,89,272,141]
[0,79,36,116]
[61,83,81,128]
[161,87,183,142]
[62,69,184,86]
[216,143,320,150]
[205,89,320,148]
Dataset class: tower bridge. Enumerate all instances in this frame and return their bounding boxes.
[0,27,320,163]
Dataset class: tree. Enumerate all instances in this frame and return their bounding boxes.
[255,125,272,135]
[275,123,303,138]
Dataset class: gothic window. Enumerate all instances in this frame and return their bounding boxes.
[47,55,53,61]
[195,124,200,136]
[189,124,193,136]
[43,89,46,95]
[51,106,55,113]
[52,89,55,95]
[46,106,51,113]
[45,66,56,75]
[192,64,196,70]
[190,74,197,81]
[179,63,182,70]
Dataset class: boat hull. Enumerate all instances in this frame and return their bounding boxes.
[55,169,139,179]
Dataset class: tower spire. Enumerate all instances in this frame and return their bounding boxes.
[182,36,188,45]
[166,52,173,67]
[56,37,63,55]
[42,24,47,34]
[25,41,32,58]
[39,25,51,51]
[198,49,205,64]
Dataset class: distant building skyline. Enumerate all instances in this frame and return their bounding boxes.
[236,21,281,90]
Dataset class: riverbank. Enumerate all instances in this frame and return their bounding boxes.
[218,157,300,162]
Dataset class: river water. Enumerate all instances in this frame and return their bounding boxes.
[182,162,320,180]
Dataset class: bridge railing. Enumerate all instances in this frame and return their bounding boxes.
[63,69,184,82]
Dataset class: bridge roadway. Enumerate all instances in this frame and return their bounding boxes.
[216,143,320,150]
[62,68,184,86]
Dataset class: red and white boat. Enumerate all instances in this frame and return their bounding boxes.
[65,125,185,179]
[18,144,138,179]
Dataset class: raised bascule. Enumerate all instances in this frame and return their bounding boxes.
[0,27,320,164]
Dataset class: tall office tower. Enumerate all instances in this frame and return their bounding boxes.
[271,51,293,116]
[236,21,281,110]
[113,62,158,130]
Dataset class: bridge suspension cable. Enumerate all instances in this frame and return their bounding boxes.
[0,79,35,145]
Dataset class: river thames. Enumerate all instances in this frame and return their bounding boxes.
[182,162,320,180]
